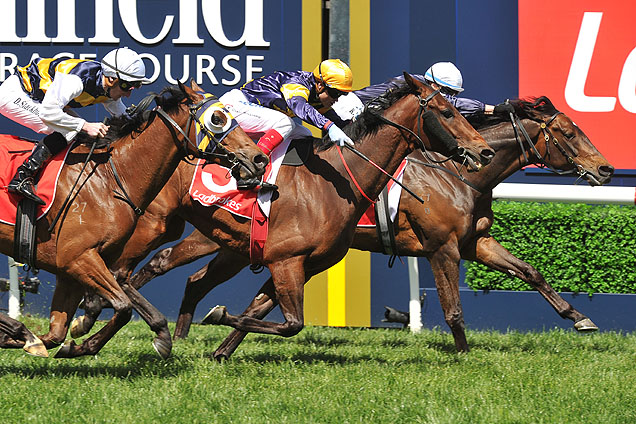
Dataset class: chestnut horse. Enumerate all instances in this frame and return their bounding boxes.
[80,96,613,359]
[0,81,267,358]
[70,73,494,350]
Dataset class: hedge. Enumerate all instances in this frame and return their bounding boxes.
[464,201,636,295]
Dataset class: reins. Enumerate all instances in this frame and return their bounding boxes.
[48,88,247,231]
[335,88,454,205]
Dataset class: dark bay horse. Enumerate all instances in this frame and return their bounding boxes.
[80,96,613,359]
[71,73,495,350]
[0,81,267,359]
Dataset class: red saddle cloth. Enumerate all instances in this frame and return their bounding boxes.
[0,134,69,225]
[189,159,270,264]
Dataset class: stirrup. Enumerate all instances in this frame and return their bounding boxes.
[8,178,45,205]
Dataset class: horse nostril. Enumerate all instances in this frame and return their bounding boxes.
[480,148,495,165]
[599,165,614,177]
[254,153,269,168]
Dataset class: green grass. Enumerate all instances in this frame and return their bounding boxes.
[1,318,635,424]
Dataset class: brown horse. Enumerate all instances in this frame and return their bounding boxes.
[70,73,494,349]
[79,96,614,359]
[0,81,267,359]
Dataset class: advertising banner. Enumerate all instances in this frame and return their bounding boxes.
[519,0,636,169]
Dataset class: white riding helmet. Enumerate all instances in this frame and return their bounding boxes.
[424,62,464,93]
[101,47,151,84]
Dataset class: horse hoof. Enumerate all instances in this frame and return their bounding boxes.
[574,318,598,332]
[201,305,227,325]
[152,337,172,360]
[213,351,230,362]
[54,340,76,358]
[23,336,49,358]
[70,315,90,339]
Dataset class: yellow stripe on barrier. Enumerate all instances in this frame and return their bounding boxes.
[302,0,323,138]
[349,0,371,90]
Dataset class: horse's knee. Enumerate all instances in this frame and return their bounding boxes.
[445,309,465,329]
[281,319,304,337]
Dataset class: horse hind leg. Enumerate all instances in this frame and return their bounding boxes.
[205,257,306,338]
[464,235,598,332]
[212,278,278,361]
[174,250,248,340]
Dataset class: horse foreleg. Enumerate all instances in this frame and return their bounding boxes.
[39,277,84,349]
[212,278,278,361]
[429,245,469,352]
[0,313,48,357]
[174,249,248,339]
[462,234,597,331]
[205,257,305,338]
[53,252,134,358]
[119,281,172,359]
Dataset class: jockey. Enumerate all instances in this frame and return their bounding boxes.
[332,61,514,123]
[0,47,150,205]
[219,58,354,191]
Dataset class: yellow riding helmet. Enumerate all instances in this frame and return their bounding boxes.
[313,59,353,92]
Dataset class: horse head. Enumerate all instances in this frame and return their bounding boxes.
[513,97,614,186]
[402,72,495,171]
[171,81,268,180]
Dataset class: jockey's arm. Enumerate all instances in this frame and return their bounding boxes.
[40,73,86,142]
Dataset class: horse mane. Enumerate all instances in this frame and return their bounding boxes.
[315,82,417,152]
[74,85,192,146]
[466,96,559,130]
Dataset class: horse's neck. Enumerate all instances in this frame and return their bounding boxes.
[109,109,188,210]
[465,119,543,191]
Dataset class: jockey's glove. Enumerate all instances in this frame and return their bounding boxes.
[494,102,515,116]
[327,123,354,147]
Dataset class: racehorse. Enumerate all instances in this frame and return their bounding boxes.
[0,81,267,359]
[79,95,613,359]
[70,73,495,351]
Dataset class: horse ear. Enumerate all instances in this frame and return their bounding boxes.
[403,72,417,90]
[177,80,187,93]
[190,79,203,92]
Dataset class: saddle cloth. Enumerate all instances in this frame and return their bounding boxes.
[189,138,292,219]
[0,134,70,225]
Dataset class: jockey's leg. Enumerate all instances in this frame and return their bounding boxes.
[8,132,67,205]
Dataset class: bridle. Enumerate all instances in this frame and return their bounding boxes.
[154,94,243,172]
[509,109,589,180]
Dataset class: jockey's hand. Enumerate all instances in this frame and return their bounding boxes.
[327,123,354,147]
[82,122,110,138]
[494,102,515,116]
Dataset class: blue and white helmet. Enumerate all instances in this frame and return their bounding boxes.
[424,62,464,93]
[101,47,151,84]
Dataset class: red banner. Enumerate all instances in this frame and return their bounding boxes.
[518,0,636,169]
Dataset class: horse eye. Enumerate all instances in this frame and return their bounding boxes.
[211,112,225,126]
[441,109,454,119]
[563,132,574,140]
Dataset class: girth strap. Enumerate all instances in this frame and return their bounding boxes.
[375,186,398,257]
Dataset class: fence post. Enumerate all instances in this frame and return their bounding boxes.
[8,257,20,319]
[407,257,422,333]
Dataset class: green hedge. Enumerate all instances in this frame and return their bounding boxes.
[464,201,636,294]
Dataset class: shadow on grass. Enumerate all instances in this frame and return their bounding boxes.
[0,351,193,379]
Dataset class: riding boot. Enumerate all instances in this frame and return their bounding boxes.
[236,129,284,192]
[8,133,65,205]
